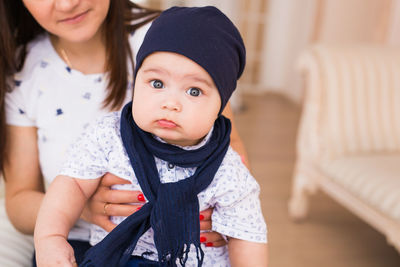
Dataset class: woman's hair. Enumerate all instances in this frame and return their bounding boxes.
[0,0,160,173]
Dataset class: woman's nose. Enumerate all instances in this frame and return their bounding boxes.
[55,0,80,12]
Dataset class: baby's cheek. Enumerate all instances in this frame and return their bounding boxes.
[189,121,213,140]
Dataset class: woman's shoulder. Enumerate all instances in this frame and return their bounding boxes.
[26,34,50,55]
[15,34,55,80]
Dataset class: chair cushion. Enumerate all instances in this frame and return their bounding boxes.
[320,154,400,222]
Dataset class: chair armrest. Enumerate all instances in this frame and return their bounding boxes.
[295,44,400,162]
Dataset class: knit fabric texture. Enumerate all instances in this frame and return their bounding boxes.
[81,102,231,266]
[134,6,246,114]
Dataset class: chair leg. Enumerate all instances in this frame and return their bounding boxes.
[288,171,316,221]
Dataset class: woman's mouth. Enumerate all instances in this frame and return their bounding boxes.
[59,10,90,24]
[157,119,177,128]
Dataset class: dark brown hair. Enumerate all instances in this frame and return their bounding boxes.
[0,0,160,173]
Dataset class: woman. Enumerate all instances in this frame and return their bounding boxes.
[0,0,248,265]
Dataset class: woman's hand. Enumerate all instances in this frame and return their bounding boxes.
[81,173,227,247]
[81,173,146,232]
[199,208,227,247]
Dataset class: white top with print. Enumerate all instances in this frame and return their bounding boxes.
[5,23,151,241]
[60,112,267,266]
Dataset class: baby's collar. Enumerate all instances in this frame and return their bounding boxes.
[153,126,214,151]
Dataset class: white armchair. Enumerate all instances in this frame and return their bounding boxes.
[288,44,400,253]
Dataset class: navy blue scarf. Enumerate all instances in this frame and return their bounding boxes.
[81,102,231,267]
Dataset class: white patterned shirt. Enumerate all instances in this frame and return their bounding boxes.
[60,112,267,266]
[5,24,151,241]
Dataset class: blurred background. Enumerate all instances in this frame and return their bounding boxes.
[138,0,400,104]
[135,1,400,266]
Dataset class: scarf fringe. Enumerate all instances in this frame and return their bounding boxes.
[160,242,204,267]
[196,245,205,266]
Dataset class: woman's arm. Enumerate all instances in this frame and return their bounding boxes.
[221,103,249,168]
[3,125,45,234]
[228,238,268,267]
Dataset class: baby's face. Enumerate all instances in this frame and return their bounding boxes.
[133,52,221,147]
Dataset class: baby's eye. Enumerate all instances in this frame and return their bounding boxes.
[186,87,202,97]
[150,80,164,89]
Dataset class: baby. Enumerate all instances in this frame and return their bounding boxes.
[34,6,267,267]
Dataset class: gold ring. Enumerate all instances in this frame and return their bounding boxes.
[103,203,110,215]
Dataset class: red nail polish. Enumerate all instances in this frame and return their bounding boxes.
[199,214,205,221]
[137,193,145,202]
[200,236,207,243]
[136,206,141,211]
[205,242,213,247]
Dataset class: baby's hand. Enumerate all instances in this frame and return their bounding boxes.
[35,235,77,267]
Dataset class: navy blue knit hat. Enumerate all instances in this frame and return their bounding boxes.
[134,6,246,114]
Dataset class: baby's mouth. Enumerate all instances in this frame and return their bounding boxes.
[157,119,177,128]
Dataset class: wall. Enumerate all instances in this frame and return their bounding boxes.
[261,0,396,103]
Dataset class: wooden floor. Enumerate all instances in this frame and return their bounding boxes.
[234,93,400,267]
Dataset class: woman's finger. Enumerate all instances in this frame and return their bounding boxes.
[97,188,145,204]
[90,204,141,232]
[198,207,228,248]
[199,208,213,221]
[199,219,212,231]
[102,203,142,217]
[91,215,118,232]
[204,239,227,248]
[199,208,213,231]
[100,172,132,187]
[84,190,144,222]
[200,231,227,247]
[199,208,212,230]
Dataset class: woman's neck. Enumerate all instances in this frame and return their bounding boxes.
[50,28,107,75]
